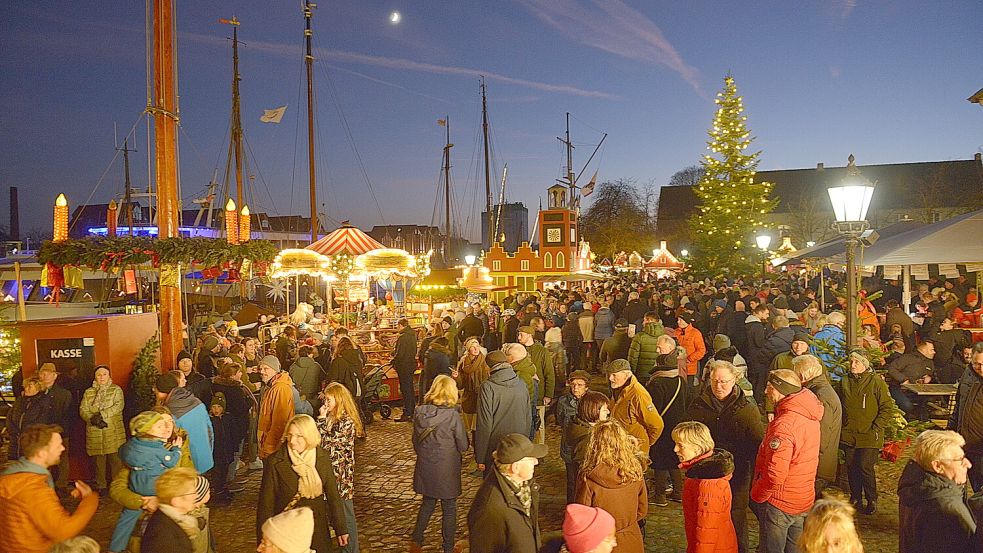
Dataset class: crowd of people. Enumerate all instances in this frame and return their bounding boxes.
[1,270,983,553]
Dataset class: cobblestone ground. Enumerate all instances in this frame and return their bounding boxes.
[76,409,903,552]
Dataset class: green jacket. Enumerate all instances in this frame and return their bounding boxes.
[628,322,664,382]
[512,356,542,405]
[835,369,894,449]
[525,342,556,400]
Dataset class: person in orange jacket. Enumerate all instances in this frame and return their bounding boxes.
[0,424,98,553]
[257,355,296,459]
[677,313,707,387]
[673,421,738,553]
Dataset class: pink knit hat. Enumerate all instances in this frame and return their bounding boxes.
[563,504,615,553]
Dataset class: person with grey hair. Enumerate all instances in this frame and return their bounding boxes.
[835,351,893,516]
[50,536,100,553]
[503,343,541,442]
[811,312,846,380]
[791,354,842,498]
[898,430,975,552]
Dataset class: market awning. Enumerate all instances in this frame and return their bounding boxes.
[775,220,924,266]
[860,208,983,266]
[306,222,384,256]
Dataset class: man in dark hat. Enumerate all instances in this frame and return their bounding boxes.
[178,350,212,405]
[473,351,532,474]
[600,318,632,368]
[468,433,547,553]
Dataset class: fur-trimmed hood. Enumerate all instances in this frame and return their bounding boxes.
[680,448,735,480]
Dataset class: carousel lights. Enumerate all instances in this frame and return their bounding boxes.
[53,193,69,243]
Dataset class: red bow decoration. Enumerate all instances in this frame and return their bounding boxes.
[226,269,241,283]
[45,262,65,305]
[201,266,222,280]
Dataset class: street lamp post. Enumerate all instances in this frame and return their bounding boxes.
[756,232,772,277]
[827,154,875,349]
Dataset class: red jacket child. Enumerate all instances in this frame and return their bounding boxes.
[681,449,738,553]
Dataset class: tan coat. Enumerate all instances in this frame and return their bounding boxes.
[575,463,648,553]
[610,375,664,452]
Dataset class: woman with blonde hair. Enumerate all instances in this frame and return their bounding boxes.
[453,337,487,433]
[798,498,864,553]
[410,375,468,553]
[316,383,363,552]
[575,420,647,553]
[258,414,348,552]
[672,421,737,553]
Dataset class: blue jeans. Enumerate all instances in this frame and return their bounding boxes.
[889,386,916,416]
[341,497,360,552]
[751,500,804,553]
[398,369,416,417]
[411,497,457,553]
[110,507,142,552]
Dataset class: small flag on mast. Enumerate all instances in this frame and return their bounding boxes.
[581,170,598,196]
[437,119,446,127]
[260,106,287,123]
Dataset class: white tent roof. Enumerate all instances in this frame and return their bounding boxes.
[860,208,983,266]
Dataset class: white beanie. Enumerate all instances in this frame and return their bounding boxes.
[545,327,562,344]
[262,507,315,553]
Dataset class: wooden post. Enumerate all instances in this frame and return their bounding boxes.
[14,261,27,321]
[153,0,184,369]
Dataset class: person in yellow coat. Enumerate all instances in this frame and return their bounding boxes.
[603,359,664,452]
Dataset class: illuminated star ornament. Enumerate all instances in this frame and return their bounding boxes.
[389,11,401,24]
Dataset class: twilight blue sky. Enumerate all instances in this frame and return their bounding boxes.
[1,1,981,241]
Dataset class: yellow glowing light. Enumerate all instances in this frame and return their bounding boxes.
[225,198,236,211]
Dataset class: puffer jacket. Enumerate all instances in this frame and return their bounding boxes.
[681,449,738,553]
[750,388,823,515]
[677,325,707,376]
[810,324,846,377]
[473,362,532,466]
[413,404,468,499]
[628,321,664,382]
[804,374,842,483]
[835,368,893,449]
[594,307,616,341]
[79,382,126,456]
[574,463,647,553]
[898,460,976,552]
[0,461,99,553]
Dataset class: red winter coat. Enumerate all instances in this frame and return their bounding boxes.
[750,388,823,515]
[681,449,738,553]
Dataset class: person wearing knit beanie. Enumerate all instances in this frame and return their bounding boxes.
[155,371,181,394]
[129,410,165,436]
[562,504,616,553]
[260,507,315,553]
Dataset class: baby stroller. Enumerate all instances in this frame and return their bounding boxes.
[360,363,392,421]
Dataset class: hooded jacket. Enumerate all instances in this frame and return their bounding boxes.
[803,374,842,482]
[610,375,664,452]
[601,329,632,366]
[393,325,419,373]
[628,321,664,382]
[681,449,738,553]
[574,463,647,553]
[165,387,214,473]
[0,460,99,553]
[764,326,795,362]
[835,368,893,450]
[744,315,770,374]
[677,324,707,376]
[258,371,296,459]
[950,367,983,453]
[289,355,325,406]
[886,350,935,387]
[594,306,616,341]
[751,388,823,515]
[412,404,469,499]
[897,460,976,553]
[473,363,532,466]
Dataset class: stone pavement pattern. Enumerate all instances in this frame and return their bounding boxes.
[77,412,903,552]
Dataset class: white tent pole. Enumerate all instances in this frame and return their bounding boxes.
[902,265,911,310]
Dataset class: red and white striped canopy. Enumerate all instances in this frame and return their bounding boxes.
[307,222,384,256]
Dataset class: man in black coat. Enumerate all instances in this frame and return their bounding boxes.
[457,305,485,346]
[393,319,418,422]
[38,363,74,491]
[468,433,546,553]
[744,304,771,401]
[474,352,532,471]
[886,340,936,417]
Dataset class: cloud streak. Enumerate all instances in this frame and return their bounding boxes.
[517,0,702,95]
[181,31,617,100]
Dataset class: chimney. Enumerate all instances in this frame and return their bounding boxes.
[975,152,981,164]
[9,186,19,241]
[660,240,667,251]
[816,162,824,171]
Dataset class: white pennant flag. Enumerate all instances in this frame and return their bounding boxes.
[581,170,598,196]
[260,105,287,123]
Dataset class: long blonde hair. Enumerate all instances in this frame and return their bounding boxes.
[424,375,459,407]
[322,382,364,437]
[579,420,644,483]
[799,498,864,553]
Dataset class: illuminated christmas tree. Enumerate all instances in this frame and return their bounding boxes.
[688,75,777,275]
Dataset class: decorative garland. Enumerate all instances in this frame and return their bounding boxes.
[38,237,277,271]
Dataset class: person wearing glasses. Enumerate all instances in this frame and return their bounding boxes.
[898,430,975,552]
[948,342,983,490]
[686,360,764,553]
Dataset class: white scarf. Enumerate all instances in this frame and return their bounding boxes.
[287,446,323,499]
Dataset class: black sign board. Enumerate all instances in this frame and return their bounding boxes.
[37,337,96,374]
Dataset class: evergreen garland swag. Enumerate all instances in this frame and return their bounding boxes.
[38,236,277,271]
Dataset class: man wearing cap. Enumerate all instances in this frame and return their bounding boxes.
[156,371,215,474]
[555,370,592,502]
[178,350,212,405]
[502,343,542,442]
[197,335,224,378]
[518,327,555,434]
[769,332,811,373]
[468,433,547,553]
[474,351,532,473]
[256,356,295,460]
[600,318,631,368]
[604,359,664,452]
[627,311,664,383]
[676,312,707,387]
[393,318,419,422]
[36,363,74,492]
[750,369,823,552]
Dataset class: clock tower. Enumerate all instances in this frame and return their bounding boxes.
[537,183,578,271]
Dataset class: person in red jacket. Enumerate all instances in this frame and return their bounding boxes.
[677,313,707,387]
[953,292,983,328]
[673,421,738,553]
[750,370,823,553]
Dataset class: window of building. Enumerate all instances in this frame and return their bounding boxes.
[543,252,552,268]
[516,276,535,292]
[492,260,501,271]
[557,252,565,268]
[520,259,530,271]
